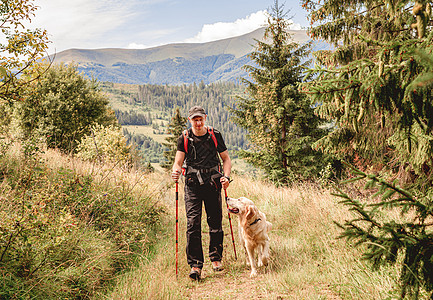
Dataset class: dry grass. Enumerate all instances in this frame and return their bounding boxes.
[4,143,402,298]
[0,143,171,298]
[39,147,171,199]
[104,174,402,299]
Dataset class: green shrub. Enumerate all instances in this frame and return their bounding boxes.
[16,63,117,152]
[76,124,134,168]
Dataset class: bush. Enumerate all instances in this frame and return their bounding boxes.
[76,124,135,168]
[16,64,117,152]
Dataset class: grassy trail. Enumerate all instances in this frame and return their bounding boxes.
[105,174,400,299]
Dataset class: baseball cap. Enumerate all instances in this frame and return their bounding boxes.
[189,106,206,118]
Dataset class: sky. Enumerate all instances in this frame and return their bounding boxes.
[29,0,309,54]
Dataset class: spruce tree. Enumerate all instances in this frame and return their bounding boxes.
[232,0,328,183]
[335,162,433,299]
[300,1,433,297]
[300,0,433,183]
[161,107,187,169]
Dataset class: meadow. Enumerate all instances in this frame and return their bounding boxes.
[106,170,405,299]
[0,143,413,299]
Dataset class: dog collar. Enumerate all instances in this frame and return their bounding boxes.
[249,218,261,226]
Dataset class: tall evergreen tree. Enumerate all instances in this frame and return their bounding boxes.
[161,107,187,169]
[232,0,328,183]
[335,161,433,299]
[301,1,433,297]
[300,0,433,184]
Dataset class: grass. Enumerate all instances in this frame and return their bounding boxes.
[104,175,403,299]
[0,142,168,299]
[100,82,140,112]
[0,141,406,299]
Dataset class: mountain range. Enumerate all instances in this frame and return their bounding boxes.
[50,28,313,85]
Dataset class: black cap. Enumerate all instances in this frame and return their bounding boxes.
[188,106,206,118]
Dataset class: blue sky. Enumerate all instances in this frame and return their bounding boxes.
[31,0,309,54]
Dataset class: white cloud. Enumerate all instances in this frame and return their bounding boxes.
[30,0,138,52]
[24,2,304,52]
[127,43,148,49]
[184,10,268,43]
[184,10,302,44]
[288,23,302,30]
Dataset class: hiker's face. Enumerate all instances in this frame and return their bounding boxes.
[190,116,206,131]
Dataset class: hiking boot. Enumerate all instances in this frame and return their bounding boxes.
[189,267,201,280]
[212,261,223,271]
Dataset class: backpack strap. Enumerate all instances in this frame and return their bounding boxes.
[181,129,189,176]
[183,127,218,154]
[207,126,221,172]
[207,126,218,149]
[182,129,189,153]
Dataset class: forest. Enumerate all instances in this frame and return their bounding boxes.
[100,81,249,165]
[114,109,151,126]
[135,81,248,149]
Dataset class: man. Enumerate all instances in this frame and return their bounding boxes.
[171,106,231,280]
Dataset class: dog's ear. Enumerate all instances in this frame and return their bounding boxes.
[245,205,256,220]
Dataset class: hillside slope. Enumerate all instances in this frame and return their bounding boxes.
[105,174,402,299]
[49,28,311,85]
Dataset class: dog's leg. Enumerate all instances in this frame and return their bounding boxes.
[261,237,270,267]
[242,242,249,266]
[246,244,257,277]
[239,226,249,266]
[257,243,264,267]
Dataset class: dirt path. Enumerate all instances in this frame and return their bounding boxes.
[168,185,345,300]
[181,260,343,300]
[186,267,283,299]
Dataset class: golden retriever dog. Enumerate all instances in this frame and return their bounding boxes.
[227,197,272,277]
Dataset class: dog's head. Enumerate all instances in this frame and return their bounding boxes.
[227,197,259,221]
[227,197,253,214]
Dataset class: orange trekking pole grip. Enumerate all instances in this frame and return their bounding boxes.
[175,181,179,277]
[224,188,237,260]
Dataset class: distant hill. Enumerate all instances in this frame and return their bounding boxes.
[50,28,314,85]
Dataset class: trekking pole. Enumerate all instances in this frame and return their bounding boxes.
[175,180,179,277]
[224,188,237,260]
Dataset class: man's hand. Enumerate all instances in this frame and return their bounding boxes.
[172,151,185,182]
[172,169,181,182]
[220,176,230,190]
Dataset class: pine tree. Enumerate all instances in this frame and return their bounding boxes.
[160,107,187,169]
[334,162,433,299]
[300,0,433,183]
[300,1,433,297]
[232,0,329,184]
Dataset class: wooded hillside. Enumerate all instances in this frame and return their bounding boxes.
[136,81,247,148]
[101,81,249,164]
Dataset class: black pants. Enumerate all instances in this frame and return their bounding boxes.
[184,181,223,269]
